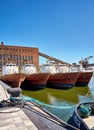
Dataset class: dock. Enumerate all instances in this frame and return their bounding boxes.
[0,81,79,130]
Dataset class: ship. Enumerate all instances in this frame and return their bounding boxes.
[79,56,94,76]
[69,63,93,86]
[0,73,26,88]
[40,63,79,89]
[75,71,93,86]
[20,63,50,90]
[21,73,50,90]
[46,72,80,89]
[0,63,26,88]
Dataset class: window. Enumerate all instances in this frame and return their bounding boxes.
[28,56,30,61]
[15,55,18,60]
[31,56,33,60]
[19,55,21,60]
[0,62,2,67]
[4,54,8,60]
[0,54,2,60]
[9,55,12,60]
[3,54,6,60]
[21,55,24,60]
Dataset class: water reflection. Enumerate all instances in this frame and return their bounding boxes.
[22,77,94,122]
[22,86,90,104]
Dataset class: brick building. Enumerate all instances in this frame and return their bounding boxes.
[0,42,39,70]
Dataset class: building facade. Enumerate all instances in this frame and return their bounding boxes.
[0,42,39,70]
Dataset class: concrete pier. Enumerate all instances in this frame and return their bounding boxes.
[0,83,38,130]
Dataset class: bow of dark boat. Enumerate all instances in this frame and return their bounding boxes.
[68,102,94,130]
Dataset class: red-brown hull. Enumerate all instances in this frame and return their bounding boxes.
[75,72,93,86]
[21,73,50,90]
[47,72,80,89]
[0,73,26,88]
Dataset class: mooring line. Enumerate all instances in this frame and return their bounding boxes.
[78,78,94,104]
[22,96,77,109]
[23,100,79,130]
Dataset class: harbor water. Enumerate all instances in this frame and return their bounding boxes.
[22,77,94,122]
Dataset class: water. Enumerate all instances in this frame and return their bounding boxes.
[22,77,94,122]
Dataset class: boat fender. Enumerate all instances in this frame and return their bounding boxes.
[7,88,22,97]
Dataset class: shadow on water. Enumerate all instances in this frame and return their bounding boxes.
[22,77,94,122]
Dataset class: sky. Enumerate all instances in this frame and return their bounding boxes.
[0,0,94,64]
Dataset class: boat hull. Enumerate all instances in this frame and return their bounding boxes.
[46,72,80,89]
[21,73,50,90]
[75,72,93,86]
[68,102,94,130]
[0,73,26,88]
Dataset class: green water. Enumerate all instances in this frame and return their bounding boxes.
[22,77,94,122]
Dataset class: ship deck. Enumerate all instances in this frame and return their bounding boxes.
[83,115,94,129]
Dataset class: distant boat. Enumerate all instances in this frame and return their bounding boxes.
[85,65,94,77]
[20,63,50,90]
[21,73,50,90]
[75,72,93,86]
[40,63,79,89]
[0,63,26,88]
[79,56,94,77]
[46,72,80,89]
[69,63,93,86]
[0,73,26,88]
[68,102,94,130]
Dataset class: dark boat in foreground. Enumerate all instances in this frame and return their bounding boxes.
[46,72,80,89]
[21,73,50,90]
[68,102,94,130]
[0,73,26,88]
[75,72,93,86]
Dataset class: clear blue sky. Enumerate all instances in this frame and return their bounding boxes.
[0,0,94,64]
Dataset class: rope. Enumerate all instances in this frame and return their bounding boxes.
[22,96,77,109]
[78,77,94,104]
[23,100,79,130]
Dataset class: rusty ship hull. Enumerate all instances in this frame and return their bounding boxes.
[46,72,80,89]
[21,73,50,90]
[0,73,26,88]
[75,72,93,86]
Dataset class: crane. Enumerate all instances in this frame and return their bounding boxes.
[79,56,93,68]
